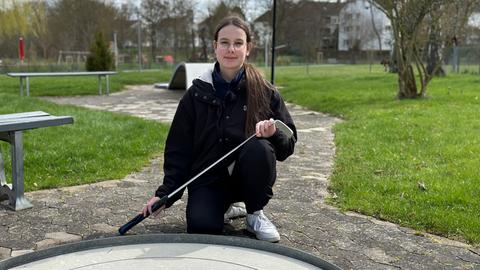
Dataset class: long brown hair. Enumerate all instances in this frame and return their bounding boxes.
[214,16,274,136]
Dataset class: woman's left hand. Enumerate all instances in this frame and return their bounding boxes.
[255,118,276,138]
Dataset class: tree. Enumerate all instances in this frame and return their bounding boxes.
[115,3,137,52]
[30,1,50,59]
[141,0,168,62]
[367,0,383,51]
[0,1,32,59]
[426,1,478,75]
[425,12,445,77]
[139,0,196,62]
[164,0,195,61]
[198,1,246,61]
[86,32,114,71]
[373,0,476,99]
[49,0,117,52]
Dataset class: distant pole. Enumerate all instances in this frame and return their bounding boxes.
[137,12,142,70]
[452,36,459,73]
[18,37,25,64]
[264,36,268,69]
[270,0,277,84]
[113,31,118,70]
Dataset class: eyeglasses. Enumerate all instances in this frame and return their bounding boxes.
[216,41,246,50]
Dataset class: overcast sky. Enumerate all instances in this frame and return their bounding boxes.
[111,0,344,22]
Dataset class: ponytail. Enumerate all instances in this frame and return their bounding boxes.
[244,63,274,136]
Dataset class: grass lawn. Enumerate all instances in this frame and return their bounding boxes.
[276,64,480,245]
[0,70,170,190]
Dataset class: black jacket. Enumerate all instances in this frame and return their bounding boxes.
[155,64,297,207]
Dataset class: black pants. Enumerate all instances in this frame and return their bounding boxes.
[186,138,277,234]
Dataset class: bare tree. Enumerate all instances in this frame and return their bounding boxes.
[197,1,246,61]
[427,0,478,75]
[141,0,168,62]
[367,0,383,51]
[30,1,50,59]
[373,0,476,99]
[115,3,137,51]
[0,1,32,59]
[167,0,195,61]
[49,0,117,53]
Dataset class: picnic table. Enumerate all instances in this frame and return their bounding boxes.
[6,71,117,96]
[0,111,74,210]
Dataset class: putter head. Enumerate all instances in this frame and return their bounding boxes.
[274,120,294,139]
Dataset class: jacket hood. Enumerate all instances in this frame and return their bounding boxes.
[197,62,216,86]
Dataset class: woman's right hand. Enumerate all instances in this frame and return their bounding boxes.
[142,196,166,218]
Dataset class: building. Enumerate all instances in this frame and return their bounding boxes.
[254,0,346,60]
[337,0,392,51]
[465,7,480,44]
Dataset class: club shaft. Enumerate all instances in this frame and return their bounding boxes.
[168,134,256,199]
[119,134,256,235]
[118,120,292,235]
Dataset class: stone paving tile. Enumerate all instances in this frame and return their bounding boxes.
[0,85,479,269]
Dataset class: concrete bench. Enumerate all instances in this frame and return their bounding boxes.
[0,111,74,210]
[6,71,117,96]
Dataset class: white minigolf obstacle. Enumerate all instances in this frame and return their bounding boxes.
[155,62,213,90]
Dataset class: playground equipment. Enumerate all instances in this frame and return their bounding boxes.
[57,51,89,65]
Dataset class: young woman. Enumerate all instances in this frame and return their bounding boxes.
[142,15,297,243]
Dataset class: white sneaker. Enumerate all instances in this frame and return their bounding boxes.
[224,202,247,223]
[246,210,280,242]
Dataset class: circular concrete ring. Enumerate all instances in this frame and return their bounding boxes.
[0,234,341,270]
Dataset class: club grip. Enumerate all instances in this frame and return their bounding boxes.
[118,195,168,235]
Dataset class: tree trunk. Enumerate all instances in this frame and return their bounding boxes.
[199,28,208,62]
[369,0,382,51]
[150,30,155,64]
[397,64,418,99]
[191,28,196,61]
[426,22,445,77]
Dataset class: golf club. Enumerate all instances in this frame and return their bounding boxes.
[118,119,294,235]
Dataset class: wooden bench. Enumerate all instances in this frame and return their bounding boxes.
[6,71,117,96]
[0,111,74,210]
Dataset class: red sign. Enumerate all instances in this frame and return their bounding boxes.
[19,37,25,61]
[164,55,173,63]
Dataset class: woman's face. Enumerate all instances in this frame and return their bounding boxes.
[214,25,251,74]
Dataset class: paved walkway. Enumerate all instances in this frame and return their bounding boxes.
[1,85,479,269]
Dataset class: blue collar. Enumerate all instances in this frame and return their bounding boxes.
[213,62,245,99]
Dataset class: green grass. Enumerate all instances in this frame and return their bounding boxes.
[0,70,170,190]
[0,69,171,96]
[275,64,480,244]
